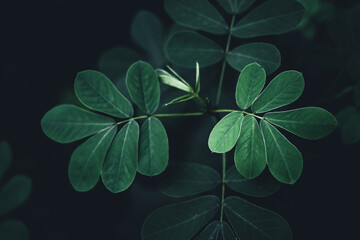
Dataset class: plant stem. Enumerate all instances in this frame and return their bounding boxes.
[220,153,226,223]
[215,15,236,106]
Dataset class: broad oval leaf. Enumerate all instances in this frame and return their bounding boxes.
[138,117,169,176]
[126,61,160,114]
[252,71,304,113]
[208,112,244,153]
[141,195,220,240]
[0,175,31,216]
[260,120,303,184]
[165,0,228,34]
[216,0,256,14]
[41,104,115,143]
[194,221,220,240]
[0,220,29,240]
[0,141,11,181]
[224,196,293,240]
[159,163,221,197]
[165,31,224,68]
[232,0,305,38]
[101,121,139,193]
[236,63,266,110]
[68,126,116,192]
[226,43,281,75]
[264,107,337,140]
[235,116,266,179]
[225,165,281,197]
[74,70,134,118]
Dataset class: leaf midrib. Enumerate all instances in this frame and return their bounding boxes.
[114,123,131,191]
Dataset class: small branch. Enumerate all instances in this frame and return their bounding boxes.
[220,153,226,223]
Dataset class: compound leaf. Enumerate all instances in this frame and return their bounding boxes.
[194,221,220,240]
[138,117,169,176]
[165,0,228,34]
[224,196,293,240]
[225,165,281,197]
[165,31,224,68]
[68,126,116,192]
[41,104,115,143]
[0,220,29,240]
[235,116,266,179]
[101,121,139,193]
[74,70,133,118]
[226,43,281,75]
[260,120,303,184]
[264,107,337,140]
[142,195,220,240]
[252,71,304,113]
[126,61,160,114]
[236,63,266,110]
[216,0,256,14]
[232,0,305,38]
[208,112,244,153]
[0,141,11,181]
[0,175,31,216]
[159,163,221,197]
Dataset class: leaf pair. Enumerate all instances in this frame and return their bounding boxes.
[208,63,337,184]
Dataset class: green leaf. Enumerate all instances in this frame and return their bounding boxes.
[226,43,281,75]
[336,106,355,126]
[159,163,221,197]
[252,70,304,113]
[236,63,266,110]
[101,121,139,193]
[0,220,29,240]
[126,61,160,114]
[156,69,192,92]
[354,84,360,106]
[216,0,256,14]
[264,107,337,140]
[339,108,360,145]
[163,94,195,107]
[195,62,200,93]
[260,120,303,184]
[235,116,266,179]
[0,141,11,181]
[232,0,305,38]
[138,117,169,176]
[0,175,31,216]
[41,104,115,143]
[219,221,237,240]
[74,70,134,118]
[164,0,228,34]
[208,112,244,153]
[225,165,281,197]
[68,126,117,192]
[165,31,224,68]
[194,221,220,240]
[224,196,293,240]
[142,195,220,240]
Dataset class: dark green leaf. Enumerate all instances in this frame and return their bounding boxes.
[225,165,281,197]
[354,84,360,106]
[142,195,220,240]
[126,61,160,114]
[232,0,305,38]
[0,220,29,240]
[101,121,139,193]
[340,109,360,145]
[260,120,303,184]
[74,70,134,118]
[252,71,304,113]
[165,0,228,34]
[0,141,11,181]
[165,31,224,68]
[235,116,266,179]
[208,112,244,153]
[219,221,237,240]
[68,126,116,192]
[226,43,281,75]
[224,196,293,240]
[0,175,31,216]
[159,163,221,197]
[236,63,266,110]
[194,221,220,240]
[264,107,337,140]
[216,0,256,14]
[41,104,115,143]
[138,117,169,176]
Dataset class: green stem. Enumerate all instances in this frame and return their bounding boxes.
[220,153,226,223]
[215,15,236,106]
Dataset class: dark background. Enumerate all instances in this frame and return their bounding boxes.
[0,0,359,239]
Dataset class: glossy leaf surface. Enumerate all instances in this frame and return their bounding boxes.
[74,70,133,118]
[41,104,115,143]
[0,141,11,181]
[142,195,220,240]
[0,220,29,240]
[216,0,256,14]
[159,163,220,197]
